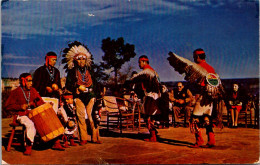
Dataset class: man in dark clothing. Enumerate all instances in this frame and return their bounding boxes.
[33,51,62,98]
[169,82,194,127]
[32,52,65,151]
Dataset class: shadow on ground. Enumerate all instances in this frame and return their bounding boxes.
[99,128,193,147]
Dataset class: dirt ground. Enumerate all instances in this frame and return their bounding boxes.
[2,117,260,164]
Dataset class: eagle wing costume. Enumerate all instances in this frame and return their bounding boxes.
[131,67,162,116]
[167,51,225,100]
[167,51,226,128]
[131,68,161,95]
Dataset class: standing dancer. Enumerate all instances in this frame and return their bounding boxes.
[62,41,101,145]
[168,48,224,148]
[131,55,162,142]
[33,51,62,99]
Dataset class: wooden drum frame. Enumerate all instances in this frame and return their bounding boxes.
[28,103,65,142]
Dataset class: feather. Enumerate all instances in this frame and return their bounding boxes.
[131,68,156,81]
[167,51,225,99]
[131,68,160,89]
[167,51,208,83]
[63,44,93,70]
[130,68,161,94]
[61,58,67,64]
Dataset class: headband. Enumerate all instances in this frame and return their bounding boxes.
[73,53,88,60]
[139,57,149,62]
[45,55,57,66]
[194,50,205,55]
[63,95,73,99]
[20,75,32,86]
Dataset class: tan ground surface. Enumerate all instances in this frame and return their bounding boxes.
[2,117,260,164]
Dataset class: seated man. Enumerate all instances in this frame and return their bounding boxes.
[4,73,65,156]
[169,82,194,127]
[4,73,45,155]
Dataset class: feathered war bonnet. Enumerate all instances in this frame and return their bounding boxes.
[62,41,93,72]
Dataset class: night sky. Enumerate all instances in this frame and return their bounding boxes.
[1,0,259,82]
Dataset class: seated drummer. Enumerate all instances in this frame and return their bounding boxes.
[4,73,44,155]
[4,73,65,156]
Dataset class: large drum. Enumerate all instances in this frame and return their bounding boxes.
[28,103,65,142]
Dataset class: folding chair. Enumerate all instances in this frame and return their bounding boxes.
[102,96,135,134]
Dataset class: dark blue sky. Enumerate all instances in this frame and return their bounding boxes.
[1,0,259,81]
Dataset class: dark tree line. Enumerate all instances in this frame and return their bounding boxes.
[100,37,136,86]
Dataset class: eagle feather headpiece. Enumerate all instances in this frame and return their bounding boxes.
[62,41,92,72]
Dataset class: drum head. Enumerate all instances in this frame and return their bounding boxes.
[42,97,59,113]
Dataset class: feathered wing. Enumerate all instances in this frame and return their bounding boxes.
[167,51,208,84]
[167,51,225,126]
[131,68,161,93]
[131,68,157,83]
[167,51,225,99]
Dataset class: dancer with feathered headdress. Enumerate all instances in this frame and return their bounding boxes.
[62,41,101,145]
